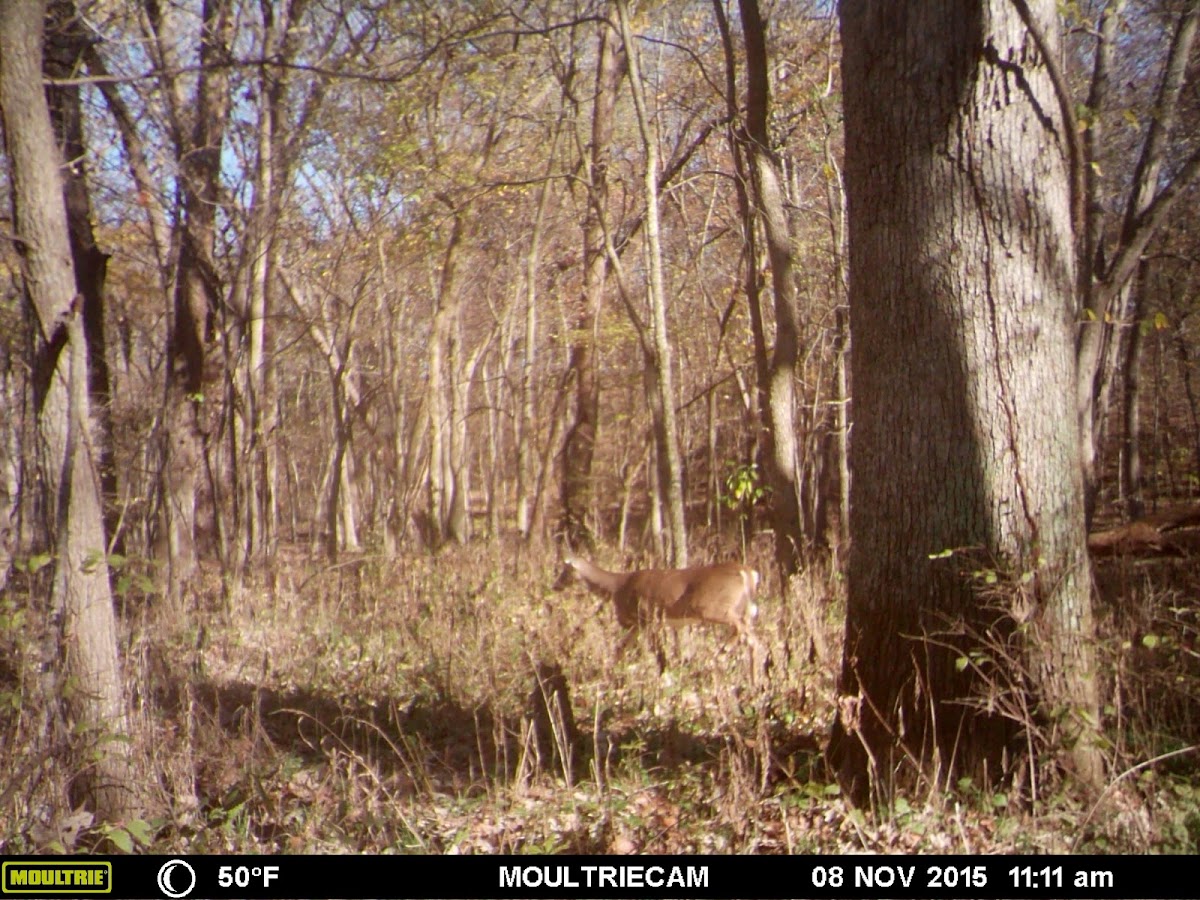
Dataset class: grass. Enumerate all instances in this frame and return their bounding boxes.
[1,536,1199,854]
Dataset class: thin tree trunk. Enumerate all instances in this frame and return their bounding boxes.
[1174,326,1200,491]
[155,0,232,597]
[1120,271,1148,519]
[517,146,554,538]
[447,312,481,544]
[560,23,625,550]
[1076,0,1200,516]
[246,0,291,563]
[0,360,19,593]
[338,441,359,552]
[428,207,467,546]
[483,355,501,537]
[821,75,852,552]
[714,0,768,402]
[617,0,687,567]
[736,0,808,571]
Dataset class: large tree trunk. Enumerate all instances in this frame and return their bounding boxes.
[44,2,119,554]
[831,0,1104,803]
[0,0,137,820]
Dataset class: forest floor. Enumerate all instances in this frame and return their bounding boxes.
[2,531,1200,854]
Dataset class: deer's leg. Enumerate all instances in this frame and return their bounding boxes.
[663,621,685,673]
[746,628,768,684]
[653,630,668,675]
[724,622,766,685]
[615,626,639,663]
[634,618,667,674]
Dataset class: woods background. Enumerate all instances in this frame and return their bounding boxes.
[2,0,1200,855]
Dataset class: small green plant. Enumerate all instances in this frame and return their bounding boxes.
[14,553,53,575]
[722,462,768,555]
[93,818,154,853]
[722,462,767,511]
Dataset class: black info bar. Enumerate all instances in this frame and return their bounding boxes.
[0,854,1167,899]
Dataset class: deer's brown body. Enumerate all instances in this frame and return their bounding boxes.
[554,557,765,674]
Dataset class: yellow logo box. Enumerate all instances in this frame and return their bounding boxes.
[2,862,112,895]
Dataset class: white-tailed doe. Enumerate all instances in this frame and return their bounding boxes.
[553,556,766,677]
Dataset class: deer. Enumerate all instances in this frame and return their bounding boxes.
[553,556,767,679]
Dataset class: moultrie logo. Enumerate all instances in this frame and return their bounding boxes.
[1,861,112,895]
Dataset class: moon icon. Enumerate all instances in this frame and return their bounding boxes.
[157,859,196,899]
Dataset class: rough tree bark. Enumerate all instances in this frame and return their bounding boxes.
[0,0,138,820]
[45,1,120,553]
[830,0,1104,803]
